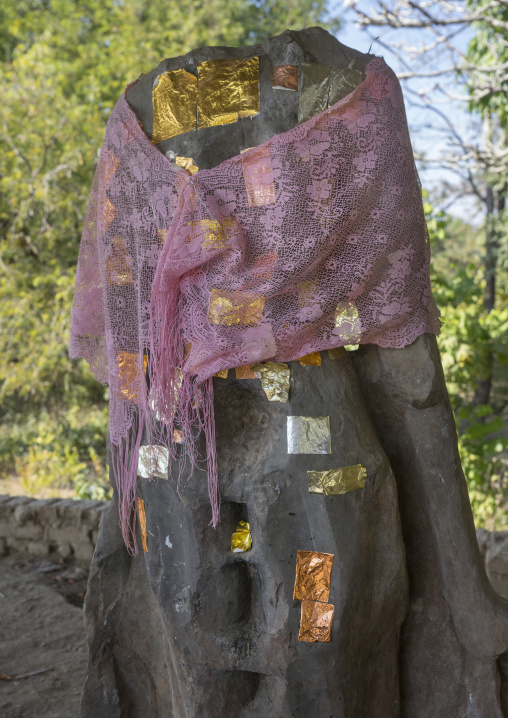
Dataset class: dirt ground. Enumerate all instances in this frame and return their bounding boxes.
[0,551,89,718]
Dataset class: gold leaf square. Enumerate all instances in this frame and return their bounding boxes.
[104,151,120,187]
[298,352,321,366]
[307,465,367,496]
[328,347,346,360]
[333,301,362,344]
[138,445,169,480]
[231,521,252,552]
[152,69,197,143]
[251,361,290,402]
[329,67,363,106]
[197,57,260,129]
[297,280,318,310]
[235,365,257,379]
[298,600,334,642]
[298,63,331,124]
[175,156,199,175]
[293,550,334,602]
[272,65,299,91]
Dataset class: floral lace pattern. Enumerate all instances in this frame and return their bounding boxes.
[70,55,440,551]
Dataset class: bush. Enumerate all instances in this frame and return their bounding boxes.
[426,194,508,528]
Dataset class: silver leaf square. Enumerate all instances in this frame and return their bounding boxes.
[138,445,169,479]
[287,416,331,454]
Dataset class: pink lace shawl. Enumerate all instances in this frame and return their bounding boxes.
[69,56,441,552]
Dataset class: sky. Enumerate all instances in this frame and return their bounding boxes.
[331,0,483,225]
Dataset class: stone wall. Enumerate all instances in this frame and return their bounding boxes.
[1,494,507,588]
[0,495,108,562]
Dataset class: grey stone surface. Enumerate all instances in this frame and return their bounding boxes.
[355,335,508,717]
[80,25,508,718]
[126,27,372,171]
[83,352,407,717]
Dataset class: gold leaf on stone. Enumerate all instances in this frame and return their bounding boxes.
[297,280,318,310]
[175,156,199,175]
[293,550,334,602]
[197,57,260,129]
[328,67,363,106]
[157,228,169,245]
[186,218,237,250]
[104,152,120,187]
[298,599,334,642]
[214,369,229,378]
[235,365,258,379]
[102,196,117,229]
[249,252,278,282]
[137,497,148,553]
[152,69,197,143]
[332,301,361,344]
[105,236,134,286]
[241,144,277,207]
[298,352,321,366]
[308,472,325,495]
[328,347,346,360]
[148,369,182,423]
[307,465,367,496]
[251,361,290,402]
[298,64,363,124]
[272,65,299,91]
[231,520,252,552]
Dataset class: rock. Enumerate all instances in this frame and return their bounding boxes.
[355,334,508,717]
[82,351,408,715]
[78,27,508,718]
[27,540,50,557]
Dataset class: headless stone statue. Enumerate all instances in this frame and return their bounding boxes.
[80,27,508,718]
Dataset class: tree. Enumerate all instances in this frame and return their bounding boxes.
[0,0,339,498]
[349,0,508,525]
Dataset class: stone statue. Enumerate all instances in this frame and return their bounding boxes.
[80,27,508,718]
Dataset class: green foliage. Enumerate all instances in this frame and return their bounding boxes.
[425,194,508,528]
[458,405,508,528]
[433,269,508,405]
[1,404,111,499]
[0,0,337,499]
[3,2,506,529]
[466,0,508,126]
[460,0,508,525]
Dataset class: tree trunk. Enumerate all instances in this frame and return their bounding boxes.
[473,185,504,407]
